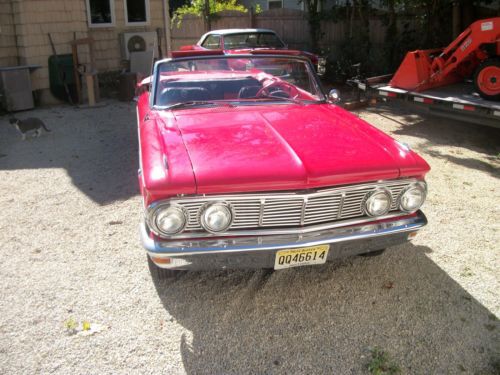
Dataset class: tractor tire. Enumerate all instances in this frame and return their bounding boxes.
[473,57,500,101]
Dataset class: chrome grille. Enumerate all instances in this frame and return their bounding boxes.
[174,179,414,232]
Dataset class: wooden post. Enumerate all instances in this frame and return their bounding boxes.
[204,0,211,31]
[249,7,254,28]
[85,74,95,106]
[70,37,99,106]
[71,43,81,104]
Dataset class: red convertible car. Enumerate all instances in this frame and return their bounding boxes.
[137,50,430,278]
[181,28,326,75]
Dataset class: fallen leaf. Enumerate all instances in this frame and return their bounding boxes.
[383,281,394,289]
[82,321,91,331]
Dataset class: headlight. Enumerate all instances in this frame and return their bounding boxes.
[200,202,233,233]
[364,189,392,217]
[399,182,427,212]
[153,205,187,235]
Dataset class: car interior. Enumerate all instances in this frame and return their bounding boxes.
[158,77,267,105]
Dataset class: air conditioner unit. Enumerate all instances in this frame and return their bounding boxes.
[120,32,158,60]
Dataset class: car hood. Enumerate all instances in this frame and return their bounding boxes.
[165,104,427,194]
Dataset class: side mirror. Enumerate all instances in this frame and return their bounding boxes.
[328,89,341,104]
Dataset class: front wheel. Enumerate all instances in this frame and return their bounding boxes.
[473,58,500,101]
[147,255,183,281]
[359,249,386,257]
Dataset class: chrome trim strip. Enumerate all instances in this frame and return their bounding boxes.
[146,211,413,239]
[142,211,427,256]
[169,178,417,203]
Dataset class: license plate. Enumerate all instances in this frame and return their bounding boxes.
[274,245,330,270]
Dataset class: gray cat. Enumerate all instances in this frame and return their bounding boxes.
[9,117,51,140]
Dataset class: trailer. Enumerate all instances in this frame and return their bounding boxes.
[390,18,499,101]
[350,17,500,128]
[353,75,500,128]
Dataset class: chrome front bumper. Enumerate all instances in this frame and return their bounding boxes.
[141,211,427,270]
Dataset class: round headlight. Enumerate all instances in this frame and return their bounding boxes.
[400,182,427,212]
[200,202,233,233]
[154,205,187,235]
[364,189,392,217]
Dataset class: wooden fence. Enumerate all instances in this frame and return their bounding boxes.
[170,9,418,74]
[171,9,414,50]
[170,9,310,51]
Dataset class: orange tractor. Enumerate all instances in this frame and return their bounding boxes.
[390,17,500,101]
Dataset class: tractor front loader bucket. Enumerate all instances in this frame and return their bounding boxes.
[390,48,462,91]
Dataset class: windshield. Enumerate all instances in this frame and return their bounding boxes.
[153,56,325,109]
[223,32,285,49]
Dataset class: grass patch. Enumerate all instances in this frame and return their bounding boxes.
[460,266,474,277]
[367,347,401,375]
[64,317,78,335]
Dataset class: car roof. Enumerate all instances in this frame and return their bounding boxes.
[203,28,278,36]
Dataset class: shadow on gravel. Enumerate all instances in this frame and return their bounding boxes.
[368,104,500,179]
[369,105,500,152]
[0,104,138,205]
[151,244,499,374]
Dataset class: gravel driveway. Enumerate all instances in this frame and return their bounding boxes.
[0,100,498,374]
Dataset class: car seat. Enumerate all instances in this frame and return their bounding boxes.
[160,87,210,105]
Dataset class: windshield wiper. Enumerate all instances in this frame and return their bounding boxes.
[255,95,305,105]
[161,101,234,110]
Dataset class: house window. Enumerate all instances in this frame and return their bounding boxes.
[268,0,283,9]
[125,0,150,25]
[86,0,115,27]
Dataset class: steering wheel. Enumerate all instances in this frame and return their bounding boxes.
[256,78,299,99]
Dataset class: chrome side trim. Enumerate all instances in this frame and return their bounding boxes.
[142,211,427,256]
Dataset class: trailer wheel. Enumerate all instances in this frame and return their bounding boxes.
[473,58,500,101]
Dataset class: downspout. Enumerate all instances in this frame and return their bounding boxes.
[162,0,172,57]
[9,0,21,65]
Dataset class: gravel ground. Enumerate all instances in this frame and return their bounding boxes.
[0,100,499,374]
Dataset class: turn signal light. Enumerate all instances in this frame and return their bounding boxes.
[151,256,171,265]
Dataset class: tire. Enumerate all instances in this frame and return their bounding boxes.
[147,255,182,281]
[359,249,386,257]
[473,57,500,101]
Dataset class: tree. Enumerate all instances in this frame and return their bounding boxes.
[300,0,324,53]
[172,0,249,28]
